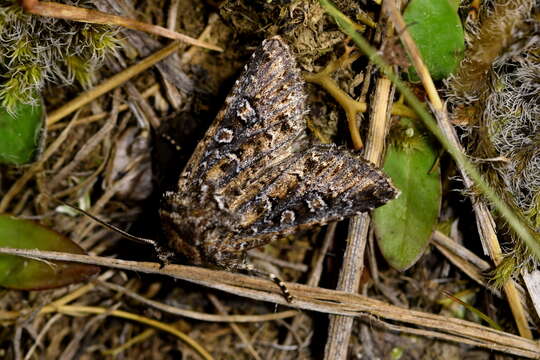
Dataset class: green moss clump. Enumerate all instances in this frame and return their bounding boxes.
[0,0,118,111]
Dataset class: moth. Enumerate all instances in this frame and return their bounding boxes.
[159,37,398,290]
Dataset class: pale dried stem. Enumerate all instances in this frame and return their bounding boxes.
[46,41,182,126]
[19,0,222,51]
[101,281,298,323]
[102,329,155,357]
[304,68,416,150]
[324,77,394,360]
[48,104,117,190]
[123,80,161,129]
[166,0,180,31]
[522,271,540,321]
[57,304,213,360]
[1,247,539,359]
[433,231,492,270]
[48,85,160,131]
[22,313,62,360]
[432,231,501,297]
[385,0,533,340]
[277,222,337,359]
[208,294,263,360]
[48,271,115,307]
[162,0,183,109]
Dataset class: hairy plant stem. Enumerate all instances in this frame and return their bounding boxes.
[320,0,540,260]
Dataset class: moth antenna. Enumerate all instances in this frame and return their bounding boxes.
[50,197,174,263]
[241,264,293,303]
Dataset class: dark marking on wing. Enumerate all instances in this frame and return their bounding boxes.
[160,37,398,270]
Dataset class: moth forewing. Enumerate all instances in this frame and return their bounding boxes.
[160,37,398,291]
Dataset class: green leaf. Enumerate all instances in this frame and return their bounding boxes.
[0,98,45,165]
[373,118,441,270]
[0,214,99,290]
[403,0,465,80]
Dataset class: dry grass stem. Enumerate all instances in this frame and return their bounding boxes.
[46,41,183,126]
[0,248,539,358]
[48,103,117,190]
[208,294,263,360]
[432,231,500,297]
[20,0,222,51]
[385,0,533,339]
[53,305,214,360]
[22,313,62,360]
[101,281,298,323]
[101,328,156,356]
[47,84,160,131]
[325,76,394,360]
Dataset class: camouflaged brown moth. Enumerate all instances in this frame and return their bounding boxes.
[159,37,398,300]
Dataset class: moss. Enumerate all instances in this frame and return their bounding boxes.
[0,0,118,112]
[448,0,539,280]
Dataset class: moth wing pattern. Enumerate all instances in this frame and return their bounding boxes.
[176,37,306,194]
[216,145,398,252]
[161,37,398,269]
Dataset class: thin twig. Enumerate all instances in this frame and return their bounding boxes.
[20,0,221,51]
[2,248,538,358]
[385,0,532,339]
[321,0,537,340]
[23,313,62,360]
[47,85,160,130]
[46,41,182,126]
[208,294,262,360]
[101,281,298,323]
[431,231,500,297]
[324,71,394,360]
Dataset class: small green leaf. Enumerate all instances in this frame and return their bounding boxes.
[0,98,45,165]
[403,0,465,80]
[0,214,99,290]
[373,118,441,270]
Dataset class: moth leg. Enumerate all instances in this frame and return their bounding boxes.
[153,245,177,268]
[239,263,294,303]
[202,238,294,302]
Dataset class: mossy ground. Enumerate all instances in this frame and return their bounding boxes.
[0,1,537,359]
